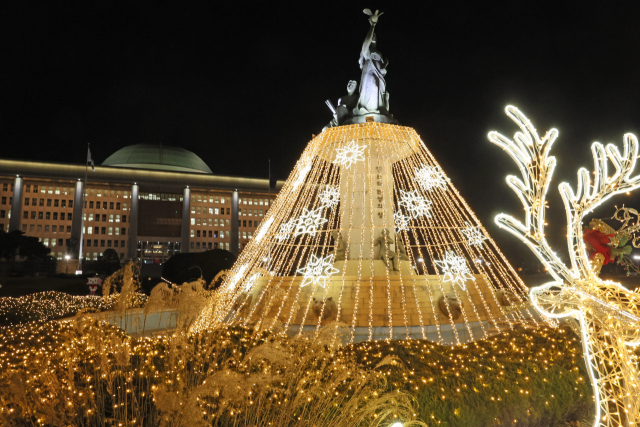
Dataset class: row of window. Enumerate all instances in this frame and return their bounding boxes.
[84,214,127,223]
[239,197,271,206]
[85,200,127,210]
[192,194,228,204]
[0,210,9,218]
[25,224,71,233]
[85,189,130,198]
[190,218,231,227]
[84,226,127,236]
[24,185,74,195]
[139,192,182,201]
[1,197,12,205]
[191,206,230,215]
[23,211,72,221]
[191,229,227,238]
[84,239,126,248]
[2,183,14,192]
[42,238,70,247]
[25,198,73,208]
[190,241,230,250]
[82,252,124,260]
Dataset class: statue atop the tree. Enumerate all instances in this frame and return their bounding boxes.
[323,9,395,130]
[354,9,389,116]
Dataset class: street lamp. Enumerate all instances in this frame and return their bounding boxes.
[65,254,70,274]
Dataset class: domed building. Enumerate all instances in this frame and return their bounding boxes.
[0,143,282,268]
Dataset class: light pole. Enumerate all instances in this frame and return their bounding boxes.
[65,254,70,274]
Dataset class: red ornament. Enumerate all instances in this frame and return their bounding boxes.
[583,229,615,265]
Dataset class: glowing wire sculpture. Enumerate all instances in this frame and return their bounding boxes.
[276,220,296,242]
[435,251,475,290]
[297,254,340,288]
[490,105,640,427]
[414,165,448,190]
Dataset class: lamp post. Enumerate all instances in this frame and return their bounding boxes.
[65,254,70,274]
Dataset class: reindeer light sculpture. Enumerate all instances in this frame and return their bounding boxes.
[489,106,640,427]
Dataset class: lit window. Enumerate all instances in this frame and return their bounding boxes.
[44,238,49,246]
[197,206,201,214]
[51,239,56,247]
[190,230,195,237]
[215,196,219,203]
[197,195,202,202]
[197,218,201,226]
[221,197,225,203]
[108,227,113,236]
[214,219,219,226]
[209,207,213,214]
[214,208,219,215]
[225,219,229,227]
[115,228,119,235]
[89,214,93,221]
[97,190,102,197]
[55,187,60,195]
[88,227,93,234]
[260,209,263,216]
[208,218,212,226]
[48,186,53,194]
[191,206,196,214]
[190,218,195,225]
[109,215,114,222]
[220,231,225,238]
[225,243,229,250]
[116,215,120,223]
[123,203,127,210]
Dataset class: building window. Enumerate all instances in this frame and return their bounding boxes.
[109,215,113,222]
[196,230,201,237]
[61,200,66,208]
[30,224,35,232]
[1,197,5,205]
[88,227,93,234]
[54,199,59,207]
[220,231,225,238]
[121,240,125,247]
[24,198,29,206]
[190,230,195,238]
[47,199,51,207]
[116,215,120,223]
[122,215,127,223]
[121,228,126,235]
[243,220,246,227]
[89,201,94,209]
[116,202,120,209]
[225,219,229,227]
[190,218,195,225]
[97,190,102,197]
[196,242,200,249]
[87,239,92,247]
[225,243,229,250]
[43,238,49,247]
[101,227,105,235]
[190,242,194,249]
[196,218,201,226]
[101,214,106,222]
[123,203,127,210]
[37,225,42,232]
[22,211,28,219]
[61,212,66,221]
[114,240,118,248]
[115,227,119,235]
[53,212,58,220]
[31,211,36,219]
[208,218,212,226]
[96,201,101,209]
[0,210,4,218]
[100,240,105,247]
[109,202,114,209]
[52,225,57,233]
[93,240,98,247]
[191,206,195,214]
[68,213,72,221]
[108,227,113,235]
[107,240,112,247]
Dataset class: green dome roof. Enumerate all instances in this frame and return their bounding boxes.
[102,144,212,174]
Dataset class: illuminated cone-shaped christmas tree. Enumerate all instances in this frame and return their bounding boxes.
[196,11,538,344]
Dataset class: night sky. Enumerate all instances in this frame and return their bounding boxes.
[3,2,640,266]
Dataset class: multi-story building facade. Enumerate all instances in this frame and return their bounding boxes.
[0,144,281,265]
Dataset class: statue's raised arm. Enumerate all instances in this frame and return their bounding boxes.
[354,9,389,116]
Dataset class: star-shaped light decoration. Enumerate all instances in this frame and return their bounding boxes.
[394,210,410,231]
[276,219,297,242]
[254,216,274,243]
[461,222,487,247]
[434,251,476,290]
[294,208,328,237]
[297,254,339,288]
[318,185,340,209]
[414,165,448,191]
[334,140,365,169]
[398,189,433,218]
[242,273,261,292]
[293,162,312,188]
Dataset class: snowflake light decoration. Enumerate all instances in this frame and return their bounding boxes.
[276,219,297,242]
[414,165,448,191]
[254,216,274,243]
[394,211,410,231]
[294,208,328,237]
[334,140,365,169]
[318,185,340,209]
[297,254,340,288]
[435,251,475,290]
[461,222,487,247]
[398,189,433,218]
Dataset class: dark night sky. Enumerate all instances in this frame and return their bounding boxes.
[2,2,640,266]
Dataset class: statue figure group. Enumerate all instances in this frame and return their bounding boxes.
[325,9,391,129]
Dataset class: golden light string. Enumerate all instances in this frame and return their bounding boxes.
[405,147,491,339]
[366,133,377,342]
[392,153,462,344]
[378,128,411,339]
[330,125,362,346]
[281,144,335,333]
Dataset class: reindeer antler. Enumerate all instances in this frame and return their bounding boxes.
[488,106,572,283]
[558,134,640,279]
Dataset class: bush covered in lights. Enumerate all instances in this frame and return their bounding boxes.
[0,314,595,426]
